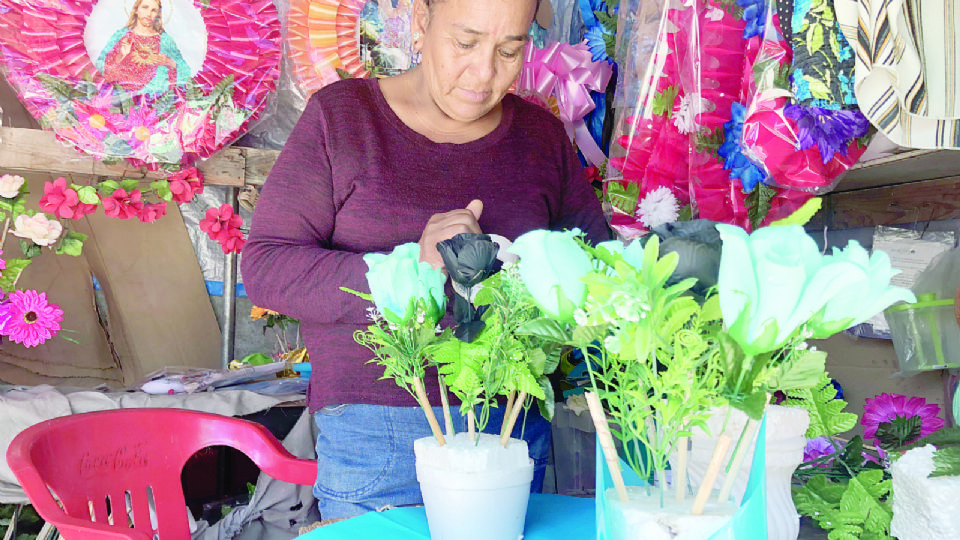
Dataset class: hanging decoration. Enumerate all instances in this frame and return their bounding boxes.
[0,0,282,169]
[287,0,415,97]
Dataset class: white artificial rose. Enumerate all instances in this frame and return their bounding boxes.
[0,174,25,198]
[12,213,62,246]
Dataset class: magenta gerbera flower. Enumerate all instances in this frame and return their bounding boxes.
[861,392,944,444]
[0,290,64,348]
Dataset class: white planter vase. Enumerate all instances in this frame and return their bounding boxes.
[890,445,960,540]
[670,405,810,540]
[414,432,533,540]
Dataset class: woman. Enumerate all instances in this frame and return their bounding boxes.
[96,0,190,95]
[242,0,608,520]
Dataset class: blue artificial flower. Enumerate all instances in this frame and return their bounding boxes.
[717,103,767,193]
[579,0,609,28]
[584,25,612,63]
[784,104,871,164]
[737,0,768,39]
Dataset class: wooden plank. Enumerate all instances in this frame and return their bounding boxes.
[815,175,960,229]
[0,127,280,187]
[838,149,960,192]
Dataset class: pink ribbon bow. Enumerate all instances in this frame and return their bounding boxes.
[517,41,613,166]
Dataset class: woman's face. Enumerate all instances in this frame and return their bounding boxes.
[135,0,161,30]
[414,0,536,124]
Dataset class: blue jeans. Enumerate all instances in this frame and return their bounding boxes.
[313,403,551,520]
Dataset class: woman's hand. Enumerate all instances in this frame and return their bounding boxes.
[418,199,483,269]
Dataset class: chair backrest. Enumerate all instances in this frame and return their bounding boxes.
[6,408,318,540]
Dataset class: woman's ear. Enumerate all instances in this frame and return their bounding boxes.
[411,0,430,50]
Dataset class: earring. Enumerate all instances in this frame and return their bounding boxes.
[412,32,421,43]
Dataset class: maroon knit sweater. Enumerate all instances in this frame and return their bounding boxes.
[242,78,608,412]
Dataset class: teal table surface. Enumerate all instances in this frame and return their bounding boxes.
[296,493,595,539]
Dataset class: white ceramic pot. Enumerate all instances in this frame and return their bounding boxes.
[414,432,533,540]
[670,405,810,540]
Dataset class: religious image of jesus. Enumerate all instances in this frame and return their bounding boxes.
[95,0,190,95]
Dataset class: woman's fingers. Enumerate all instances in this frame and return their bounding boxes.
[418,200,484,269]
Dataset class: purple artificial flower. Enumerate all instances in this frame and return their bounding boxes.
[784,105,871,164]
[803,437,835,467]
[861,392,944,445]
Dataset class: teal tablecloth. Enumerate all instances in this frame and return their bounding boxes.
[296,494,595,539]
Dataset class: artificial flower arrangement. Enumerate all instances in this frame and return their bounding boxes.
[0,174,84,348]
[793,391,960,540]
[342,215,914,539]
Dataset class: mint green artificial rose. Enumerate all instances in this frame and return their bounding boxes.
[808,240,916,337]
[510,229,593,323]
[716,224,863,355]
[363,243,447,325]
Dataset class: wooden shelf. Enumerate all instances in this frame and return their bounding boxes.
[837,149,960,192]
[0,127,279,187]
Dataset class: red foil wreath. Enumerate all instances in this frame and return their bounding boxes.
[0,0,281,169]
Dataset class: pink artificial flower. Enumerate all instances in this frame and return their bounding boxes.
[0,248,6,273]
[0,290,64,348]
[219,229,246,254]
[39,177,93,220]
[168,167,205,204]
[861,392,944,444]
[100,188,144,219]
[138,202,168,223]
[200,204,243,243]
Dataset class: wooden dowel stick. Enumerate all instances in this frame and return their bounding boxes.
[585,391,629,503]
[717,419,760,503]
[500,391,528,447]
[468,408,476,441]
[413,377,446,446]
[501,390,517,438]
[675,436,689,502]
[437,375,455,437]
[691,434,732,515]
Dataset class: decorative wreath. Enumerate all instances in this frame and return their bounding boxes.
[0,0,282,169]
[287,0,415,97]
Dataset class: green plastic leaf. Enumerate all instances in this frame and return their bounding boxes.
[76,185,100,205]
[514,318,569,342]
[119,179,140,193]
[150,180,173,202]
[785,373,857,438]
[606,181,639,215]
[240,353,273,366]
[764,349,827,392]
[770,197,823,227]
[55,230,86,257]
[17,239,41,260]
[98,180,120,196]
[932,447,960,478]
[0,259,30,292]
[874,416,922,450]
[652,85,680,117]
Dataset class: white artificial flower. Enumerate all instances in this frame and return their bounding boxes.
[706,6,725,21]
[637,187,680,228]
[12,213,62,246]
[0,175,25,198]
[673,92,701,134]
[565,394,590,416]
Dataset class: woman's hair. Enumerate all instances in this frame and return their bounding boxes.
[126,0,165,33]
[424,0,542,14]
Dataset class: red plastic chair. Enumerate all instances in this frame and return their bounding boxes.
[6,408,318,540]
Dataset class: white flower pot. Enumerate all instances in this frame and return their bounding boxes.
[606,487,738,540]
[671,405,809,540]
[415,432,533,540]
[890,444,960,540]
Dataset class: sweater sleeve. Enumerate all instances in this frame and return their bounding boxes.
[551,135,610,245]
[241,94,373,325]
